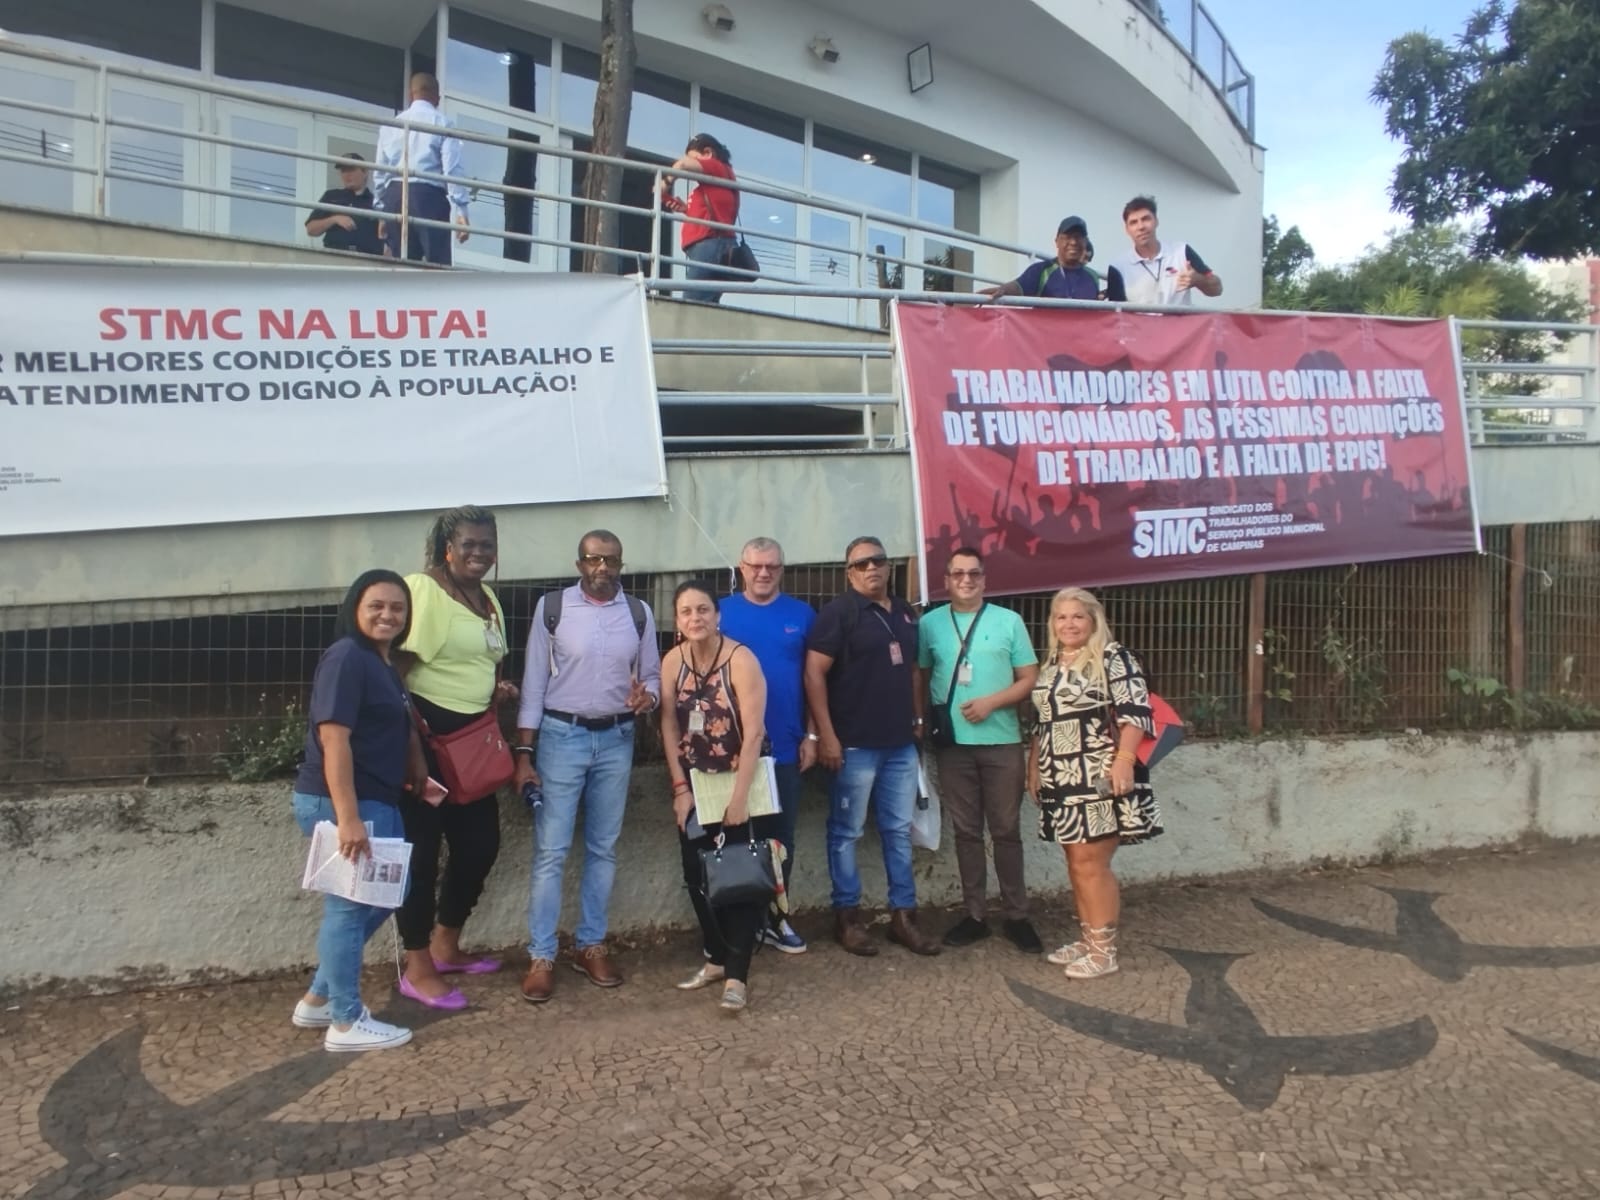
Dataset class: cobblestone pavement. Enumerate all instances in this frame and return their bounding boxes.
[5,843,1600,1200]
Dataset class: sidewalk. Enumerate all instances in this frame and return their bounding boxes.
[4,842,1598,1200]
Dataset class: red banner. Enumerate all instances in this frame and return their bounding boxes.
[895,303,1479,600]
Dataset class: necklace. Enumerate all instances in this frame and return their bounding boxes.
[685,635,724,692]
[437,568,503,655]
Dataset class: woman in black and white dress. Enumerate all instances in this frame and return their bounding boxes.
[1028,587,1161,980]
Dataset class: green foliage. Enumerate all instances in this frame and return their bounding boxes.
[215,696,306,783]
[1446,667,1600,730]
[1372,0,1600,260]
[1261,215,1315,310]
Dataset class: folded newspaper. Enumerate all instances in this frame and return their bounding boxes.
[691,756,781,826]
[301,820,412,909]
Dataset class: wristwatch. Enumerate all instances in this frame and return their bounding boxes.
[912,718,925,727]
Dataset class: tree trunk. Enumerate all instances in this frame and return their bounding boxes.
[581,0,636,275]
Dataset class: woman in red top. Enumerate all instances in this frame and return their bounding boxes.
[660,133,739,305]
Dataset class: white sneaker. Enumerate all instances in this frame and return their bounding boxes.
[324,1011,412,1053]
[291,997,333,1028]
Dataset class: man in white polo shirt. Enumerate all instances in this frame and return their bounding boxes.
[1105,194,1222,307]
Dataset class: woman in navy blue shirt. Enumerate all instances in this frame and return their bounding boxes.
[289,569,424,1052]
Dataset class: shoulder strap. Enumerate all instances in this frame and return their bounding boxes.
[626,595,647,642]
[542,588,563,637]
[1035,262,1058,296]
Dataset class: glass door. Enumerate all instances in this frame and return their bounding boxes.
[447,99,560,272]
[0,52,94,215]
[105,79,202,232]
[212,100,315,245]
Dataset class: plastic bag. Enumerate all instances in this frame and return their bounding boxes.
[911,754,942,852]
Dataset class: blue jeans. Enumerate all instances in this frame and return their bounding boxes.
[526,718,635,961]
[381,181,453,265]
[826,743,919,911]
[292,791,406,1024]
[684,235,736,304]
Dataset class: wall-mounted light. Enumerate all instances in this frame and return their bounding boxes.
[703,4,735,32]
[809,36,840,64]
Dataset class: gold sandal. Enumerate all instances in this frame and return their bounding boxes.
[675,963,726,990]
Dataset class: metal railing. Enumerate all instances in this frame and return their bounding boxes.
[0,37,1051,328]
[1457,319,1600,445]
[1134,0,1255,138]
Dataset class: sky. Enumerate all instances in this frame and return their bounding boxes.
[1203,0,1482,264]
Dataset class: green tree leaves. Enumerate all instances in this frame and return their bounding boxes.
[1372,0,1600,259]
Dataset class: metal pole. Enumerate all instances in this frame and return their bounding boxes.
[93,64,109,216]
[1507,524,1527,696]
[1246,572,1267,733]
[649,169,663,283]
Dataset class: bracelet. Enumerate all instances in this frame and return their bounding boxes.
[912,717,925,727]
[513,744,536,758]
[671,780,691,794]
[1114,750,1137,763]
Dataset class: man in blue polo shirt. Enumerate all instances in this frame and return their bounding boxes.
[804,536,940,958]
[983,216,1117,302]
[915,546,1042,953]
[718,535,816,954]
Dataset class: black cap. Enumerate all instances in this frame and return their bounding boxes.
[1057,215,1088,237]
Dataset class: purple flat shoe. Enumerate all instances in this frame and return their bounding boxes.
[432,956,502,976]
[398,974,468,1010]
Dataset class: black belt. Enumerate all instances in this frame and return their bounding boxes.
[545,708,635,731]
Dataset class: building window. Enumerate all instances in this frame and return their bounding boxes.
[214,4,403,111]
[0,0,202,70]
[697,88,803,186]
[443,11,550,118]
[812,124,912,215]
[560,48,689,159]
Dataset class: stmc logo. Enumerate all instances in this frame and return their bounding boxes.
[1131,507,1208,559]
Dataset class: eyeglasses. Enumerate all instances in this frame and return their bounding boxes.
[740,560,782,575]
[946,569,985,580]
[847,554,889,571]
[579,553,623,569]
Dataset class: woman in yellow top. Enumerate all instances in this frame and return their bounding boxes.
[393,506,518,1009]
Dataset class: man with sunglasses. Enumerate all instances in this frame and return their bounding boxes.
[804,537,940,957]
[914,547,1042,953]
[718,536,816,953]
[514,530,661,1004]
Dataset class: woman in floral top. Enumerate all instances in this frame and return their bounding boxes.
[1028,587,1161,980]
[658,580,774,1012]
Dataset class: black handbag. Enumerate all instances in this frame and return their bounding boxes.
[928,604,985,749]
[699,835,779,908]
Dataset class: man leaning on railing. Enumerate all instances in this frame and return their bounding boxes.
[373,73,471,266]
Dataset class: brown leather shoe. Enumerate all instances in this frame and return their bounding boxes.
[888,909,942,956]
[520,957,555,1004]
[834,907,879,957]
[571,943,624,988]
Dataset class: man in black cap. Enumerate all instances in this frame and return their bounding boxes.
[983,216,1115,302]
[305,153,384,256]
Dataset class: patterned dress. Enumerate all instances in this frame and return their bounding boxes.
[1030,641,1162,845]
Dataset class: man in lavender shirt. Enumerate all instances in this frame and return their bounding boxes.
[513,530,661,1003]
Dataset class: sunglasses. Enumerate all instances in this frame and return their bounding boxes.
[579,553,623,569]
[847,554,889,571]
[740,560,782,575]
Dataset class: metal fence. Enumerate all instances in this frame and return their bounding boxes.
[4,522,1596,787]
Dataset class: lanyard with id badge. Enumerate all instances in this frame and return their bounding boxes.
[869,606,905,666]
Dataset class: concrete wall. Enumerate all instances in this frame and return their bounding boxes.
[5,730,1595,994]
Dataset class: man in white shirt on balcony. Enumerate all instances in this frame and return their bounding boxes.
[1105,195,1222,307]
[374,73,471,266]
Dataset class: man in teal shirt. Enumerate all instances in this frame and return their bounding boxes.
[915,546,1042,952]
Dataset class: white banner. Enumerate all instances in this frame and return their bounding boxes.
[0,265,667,535]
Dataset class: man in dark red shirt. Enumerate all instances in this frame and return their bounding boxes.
[661,134,739,304]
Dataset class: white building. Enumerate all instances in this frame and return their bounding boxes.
[0,0,1265,317]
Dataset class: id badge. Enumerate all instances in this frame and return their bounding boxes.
[957,662,974,686]
[888,642,904,666]
[483,622,506,656]
[688,709,706,734]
